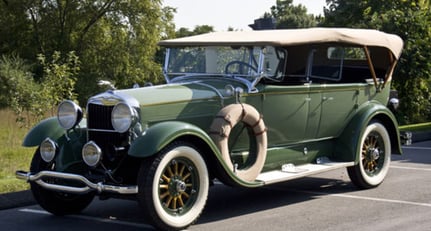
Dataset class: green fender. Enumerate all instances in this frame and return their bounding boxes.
[334,101,403,163]
[129,121,220,158]
[128,121,263,187]
[22,117,88,172]
[23,117,65,147]
[23,117,87,147]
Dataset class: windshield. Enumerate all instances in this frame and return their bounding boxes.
[163,46,286,85]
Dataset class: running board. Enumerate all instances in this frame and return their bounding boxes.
[256,158,355,185]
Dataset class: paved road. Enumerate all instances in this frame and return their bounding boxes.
[1,141,430,231]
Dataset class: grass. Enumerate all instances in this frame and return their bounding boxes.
[0,109,34,193]
[399,122,431,132]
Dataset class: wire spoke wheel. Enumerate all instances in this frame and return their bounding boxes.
[138,141,209,231]
[158,157,199,215]
[348,121,391,189]
[361,133,384,175]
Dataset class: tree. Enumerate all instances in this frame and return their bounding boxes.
[268,0,318,29]
[175,25,214,38]
[323,0,431,124]
[0,0,176,104]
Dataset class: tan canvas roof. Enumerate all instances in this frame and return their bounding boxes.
[159,28,404,58]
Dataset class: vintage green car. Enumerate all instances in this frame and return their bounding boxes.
[17,28,403,231]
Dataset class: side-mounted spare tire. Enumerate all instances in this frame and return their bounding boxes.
[209,103,267,182]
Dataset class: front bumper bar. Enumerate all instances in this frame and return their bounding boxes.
[16,170,138,195]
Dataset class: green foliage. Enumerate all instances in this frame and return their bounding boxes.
[0,54,42,126]
[0,51,79,126]
[323,0,431,124]
[0,0,176,104]
[175,25,215,38]
[38,51,80,109]
[268,0,318,29]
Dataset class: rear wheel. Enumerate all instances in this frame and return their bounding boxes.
[137,141,209,231]
[30,149,94,215]
[347,121,391,189]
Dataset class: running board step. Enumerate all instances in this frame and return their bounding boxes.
[256,159,355,185]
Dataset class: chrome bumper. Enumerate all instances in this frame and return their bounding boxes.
[16,170,138,195]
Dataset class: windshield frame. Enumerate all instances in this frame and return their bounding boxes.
[162,46,273,93]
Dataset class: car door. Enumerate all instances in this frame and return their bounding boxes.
[260,84,311,145]
[315,84,359,138]
[307,46,365,139]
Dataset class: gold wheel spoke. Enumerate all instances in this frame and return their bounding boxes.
[161,174,170,183]
[370,136,377,148]
[172,197,177,210]
[179,164,185,176]
[178,196,185,207]
[181,191,190,199]
[159,184,169,189]
[174,161,179,175]
[160,191,170,200]
[167,166,174,177]
[183,172,191,181]
[165,196,173,208]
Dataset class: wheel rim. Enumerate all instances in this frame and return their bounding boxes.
[361,131,385,176]
[158,157,199,215]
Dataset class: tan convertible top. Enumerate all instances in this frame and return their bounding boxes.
[159,28,403,58]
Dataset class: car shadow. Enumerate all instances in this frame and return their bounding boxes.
[197,176,357,224]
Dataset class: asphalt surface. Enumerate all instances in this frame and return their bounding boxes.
[0,130,429,227]
[0,189,34,210]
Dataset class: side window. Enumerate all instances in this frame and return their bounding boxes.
[263,46,287,81]
[310,46,371,83]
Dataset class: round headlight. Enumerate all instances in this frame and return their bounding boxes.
[111,103,138,133]
[40,138,57,162]
[82,141,102,167]
[57,100,83,130]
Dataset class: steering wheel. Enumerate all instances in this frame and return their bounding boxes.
[225,61,258,75]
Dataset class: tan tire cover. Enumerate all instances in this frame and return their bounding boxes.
[209,103,267,182]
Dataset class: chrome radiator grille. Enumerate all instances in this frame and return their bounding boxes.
[87,104,115,130]
[87,103,129,162]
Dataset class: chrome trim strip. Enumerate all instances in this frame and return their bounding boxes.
[87,128,117,132]
[16,170,138,195]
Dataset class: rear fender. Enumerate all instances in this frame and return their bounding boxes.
[334,102,402,163]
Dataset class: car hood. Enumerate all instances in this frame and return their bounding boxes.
[89,81,226,107]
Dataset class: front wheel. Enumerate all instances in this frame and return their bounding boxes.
[29,149,94,215]
[137,141,209,231]
[347,121,391,189]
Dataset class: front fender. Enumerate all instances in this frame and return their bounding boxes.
[334,101,402,163]
[128,121,220,158]
[23,117,87,147]
[23,117,65,147]
[129,121,263,187]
